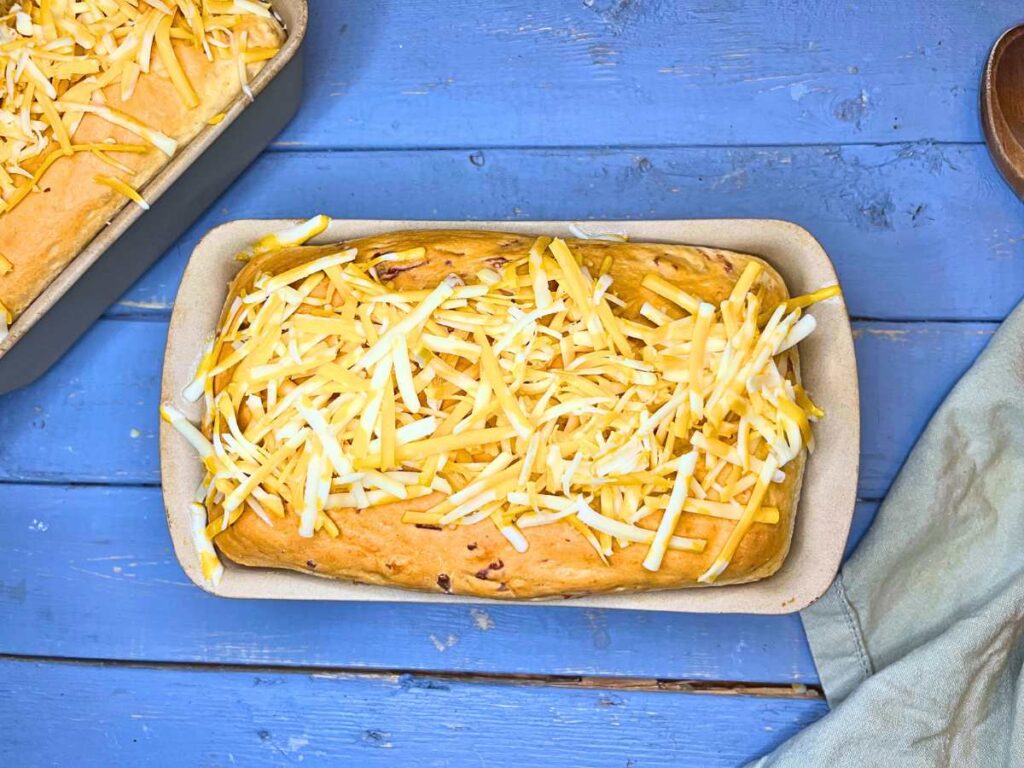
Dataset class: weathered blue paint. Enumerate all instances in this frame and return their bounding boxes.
[108,145,1024,322]
[274,1,1017,148]
[0,319,992,499]
[0,658,828,767]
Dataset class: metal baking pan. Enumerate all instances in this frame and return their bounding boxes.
[160,218,860,614]
[0,0,309,395]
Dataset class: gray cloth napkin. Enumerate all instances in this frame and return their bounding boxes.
[751,300,1024,767]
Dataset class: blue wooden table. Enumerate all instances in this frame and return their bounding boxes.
[2,2,1022,765]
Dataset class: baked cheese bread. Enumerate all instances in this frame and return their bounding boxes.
[164,223,839,599]
[0,1,284,335]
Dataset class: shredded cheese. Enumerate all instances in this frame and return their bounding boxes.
[190,501,224,584]
[0,1,280,216]
[94,174,149,210]
[642,450,698,571]
[163,220,838,585]
[155,14,199,109]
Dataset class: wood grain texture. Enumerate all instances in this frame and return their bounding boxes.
[0,318,991,499]
[105,146,1024,323]
[0,658,828,767]
[0,481,877,681]
[271,0,1019,148]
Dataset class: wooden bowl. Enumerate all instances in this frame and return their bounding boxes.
[982,24,1024,200]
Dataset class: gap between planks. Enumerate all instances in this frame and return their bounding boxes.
[263,139,986,154]
[0,653,822,700]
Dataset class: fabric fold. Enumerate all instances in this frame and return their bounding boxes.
[751,299,1024,767]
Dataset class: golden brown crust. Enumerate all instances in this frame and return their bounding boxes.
[0,16,283,320]
[213,230,806,599]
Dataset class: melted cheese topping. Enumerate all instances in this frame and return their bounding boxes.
[0,0,279,213]
[164,219,840,586]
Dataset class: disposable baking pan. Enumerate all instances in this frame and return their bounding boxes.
[0,0,309,395]
[161,218,860,614]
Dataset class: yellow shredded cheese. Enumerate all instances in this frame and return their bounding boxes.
[94,174,149,210]
[762,285,843,323]
[162,220,837,582]
[249,215,332,257]
[155,14,199,109]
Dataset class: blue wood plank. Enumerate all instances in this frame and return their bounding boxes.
[853,322,995,501]
[271,0,1017,148]
[845,499,879,561]
[0,318,992,498]
[105,146,1024,323]
[0,483,862,683]
[0,658,827,767]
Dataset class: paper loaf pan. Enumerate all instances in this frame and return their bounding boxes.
[160,218,860,614]
[0,0,309,394]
